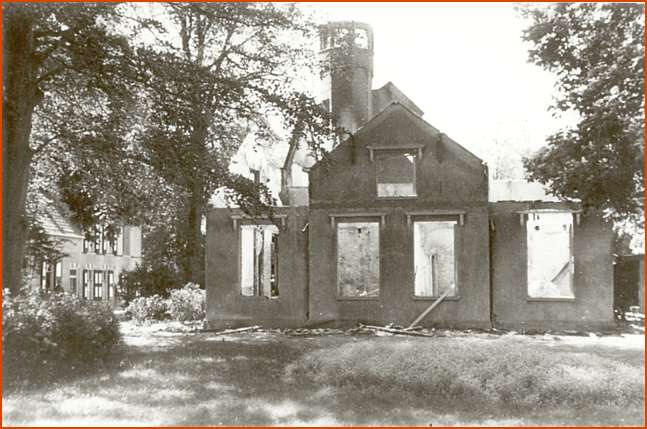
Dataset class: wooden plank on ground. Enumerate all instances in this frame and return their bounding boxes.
[359,324,435,337]
[407,288,451,330]
[209,325,261,335]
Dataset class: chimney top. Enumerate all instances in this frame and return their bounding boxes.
[319,21,374,52]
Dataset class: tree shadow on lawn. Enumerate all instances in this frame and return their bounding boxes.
[5,334,365,425]
[3,333,645,426]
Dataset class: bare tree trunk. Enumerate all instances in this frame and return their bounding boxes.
[182,118,208,287]
[2,9,41,295]
[184,182,205,287]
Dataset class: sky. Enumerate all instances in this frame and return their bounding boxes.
[302,2,577,163]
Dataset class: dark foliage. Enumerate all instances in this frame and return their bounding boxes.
[119,265,181,302]
[2,291,121,389]
[520,3,644,225]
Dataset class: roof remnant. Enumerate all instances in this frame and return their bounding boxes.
[489,179,561,203]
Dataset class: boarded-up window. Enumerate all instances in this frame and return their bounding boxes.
[527,212,574,299]
[377,151,416,197]
[337,222,380,298]
[240,225,279,298]
[414,221,457,297]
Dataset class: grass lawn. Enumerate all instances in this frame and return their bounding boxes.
[2,322,644,426]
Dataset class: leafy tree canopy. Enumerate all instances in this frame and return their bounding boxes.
[520,3,644,227]
[115,3,333,284]
[3,2,146,293]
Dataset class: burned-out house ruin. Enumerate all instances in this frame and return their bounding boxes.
[206,21,614,331]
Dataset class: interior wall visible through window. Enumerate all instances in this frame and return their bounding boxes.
[337,221,380,298]
[376,151,416,197]
[240,224,279,298]
[413,221,457,297]
[527,212,574,299]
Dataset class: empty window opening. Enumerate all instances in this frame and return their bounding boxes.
[377,151,417,197]
[527,212,574,298]
[240,224,279,298]
[414,221,457,297]
[321,26,369,50]
[337,222,380,298]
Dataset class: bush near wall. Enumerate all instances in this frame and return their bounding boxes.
[126,295,169,324]
[2,290,121,388]
[126,283,205,324]
[167,283,205,322]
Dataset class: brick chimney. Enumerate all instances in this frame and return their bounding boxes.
[319,21,374,137]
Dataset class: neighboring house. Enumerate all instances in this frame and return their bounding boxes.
[28,197,142,303]
[614,254,645,314]
[206,21,615,331]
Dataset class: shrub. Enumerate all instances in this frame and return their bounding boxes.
[125,295,168,324]
[2,290,121,388]
[119,263,181,303]
[167,283,206,322]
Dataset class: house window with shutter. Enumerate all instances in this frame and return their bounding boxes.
[40,261,52,292]
[101,226,110,254]
[106,271,114,299]
[93,271,103,300]
[93,226,101,254]
[69,269,78,295]
[54,261,62,291]
[83,231,92,253]
[111,227,122,255]
[82,270,90,299]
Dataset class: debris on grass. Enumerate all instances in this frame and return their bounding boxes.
[208,326,261,335]
[625,311,645,323]
[359,324,436,337]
